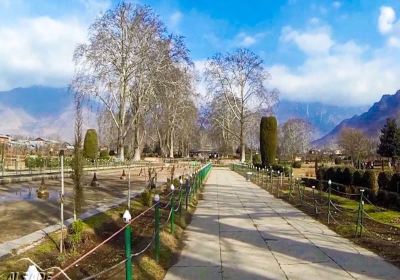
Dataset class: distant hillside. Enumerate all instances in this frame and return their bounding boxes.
[0,86,71,117]
[275,100,367,138]
[314,90,400,146]
[0,86,96,140]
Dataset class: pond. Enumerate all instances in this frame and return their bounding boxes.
[0,186,67,202]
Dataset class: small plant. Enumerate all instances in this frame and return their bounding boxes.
[140,190,153,207]
[67,220,84,252]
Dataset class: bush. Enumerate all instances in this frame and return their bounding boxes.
[362,170,378,195]
[389,173,400,193]
[378,171,393,191]
[334,167,343,184]
[83,129,99,160]
[292,161,302,168]
[334,158,342,165]
[67,220,84,251]
[325,167,336,181]
[316,167,327,181]
[140,190,153,207]
[342,167,355,186]
[99,150,110,160]
[353,170,364,186]
[252,154,262,167]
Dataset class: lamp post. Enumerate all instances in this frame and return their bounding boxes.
[120,164,131,209]
[123,209,132,280]
[59,149,64,253]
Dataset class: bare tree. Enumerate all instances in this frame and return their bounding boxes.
[205,48,278,162]
[338,127,374,165]
[72,3,176,161]
[280,118,313,162]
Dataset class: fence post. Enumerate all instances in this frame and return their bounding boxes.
[312,186,318,215]
[123,210,132,280]
[179,179,183,215]
[298,180,303,205]
[170,184,175,234]
[277,171,280,198]
[327,180,332,224]
[154,195,160,263]
[355,189,364,237]
[185,177,190,211]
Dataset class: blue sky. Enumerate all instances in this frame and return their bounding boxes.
[1,0,400,106]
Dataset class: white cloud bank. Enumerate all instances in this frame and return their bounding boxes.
[0,16,87,91]
[269,20,400,106]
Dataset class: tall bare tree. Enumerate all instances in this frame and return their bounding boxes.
[280,118,313,162]
[338,127,374,165]
[72,3,182,161]
[205,48,278,162]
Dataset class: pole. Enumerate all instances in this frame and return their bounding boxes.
[154,195,160,263]
[171,188,175,234]
[312,186,317,215]
[128,165,131,209]
[125,226,132,279]
[60,151,64,253]
[355,189,364,237]
[327,180,332,224]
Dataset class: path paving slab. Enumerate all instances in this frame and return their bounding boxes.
[164,168,400,280]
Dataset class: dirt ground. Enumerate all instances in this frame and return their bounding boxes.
[0,164,191,243]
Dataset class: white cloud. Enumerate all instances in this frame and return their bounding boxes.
[378,6,396,34]
[270,26,400,106]
[281,26,333,55]
[0,16,87,91]
[169,11,183,29]
[378,6,400,49]
[234,32,265,47]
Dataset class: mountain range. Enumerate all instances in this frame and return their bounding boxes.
[1,85,396,143]
[314,90,400,147]
[275,100,368,137]
[0,86,95,140]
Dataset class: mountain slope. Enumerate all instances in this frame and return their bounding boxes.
[275,100,367,137]
[0,86,71,117]
[314,90,400,146]
[0,86,96,140]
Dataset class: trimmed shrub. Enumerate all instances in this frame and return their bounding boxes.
[292,161,302,168]
[316,167,327,181]
[325,167,336,181]
[362,170,378,195]
[334,158,342,165]
[99,150,110,160]
[342,167,355,186]
[83,129,99,160]
[140,190,153,207]
[252,154,262,167]
[389,173,400,193]
[378,171,393,191]
[260,116,278,167]
[334,167,343,184]
[353,170,364,186]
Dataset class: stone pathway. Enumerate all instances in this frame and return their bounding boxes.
[164,167,400,280]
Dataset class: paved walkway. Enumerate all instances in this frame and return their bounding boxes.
[164,168,400,280]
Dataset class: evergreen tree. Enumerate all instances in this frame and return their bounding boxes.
[377,118,399,161]
[83,129,99,161]
[260,116,278,167]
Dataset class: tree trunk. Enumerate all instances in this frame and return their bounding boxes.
[240,118,245,162]
[132,125,141,161]
[133,147,141,161]
[118,129,125,161]
[169,130,174,158]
